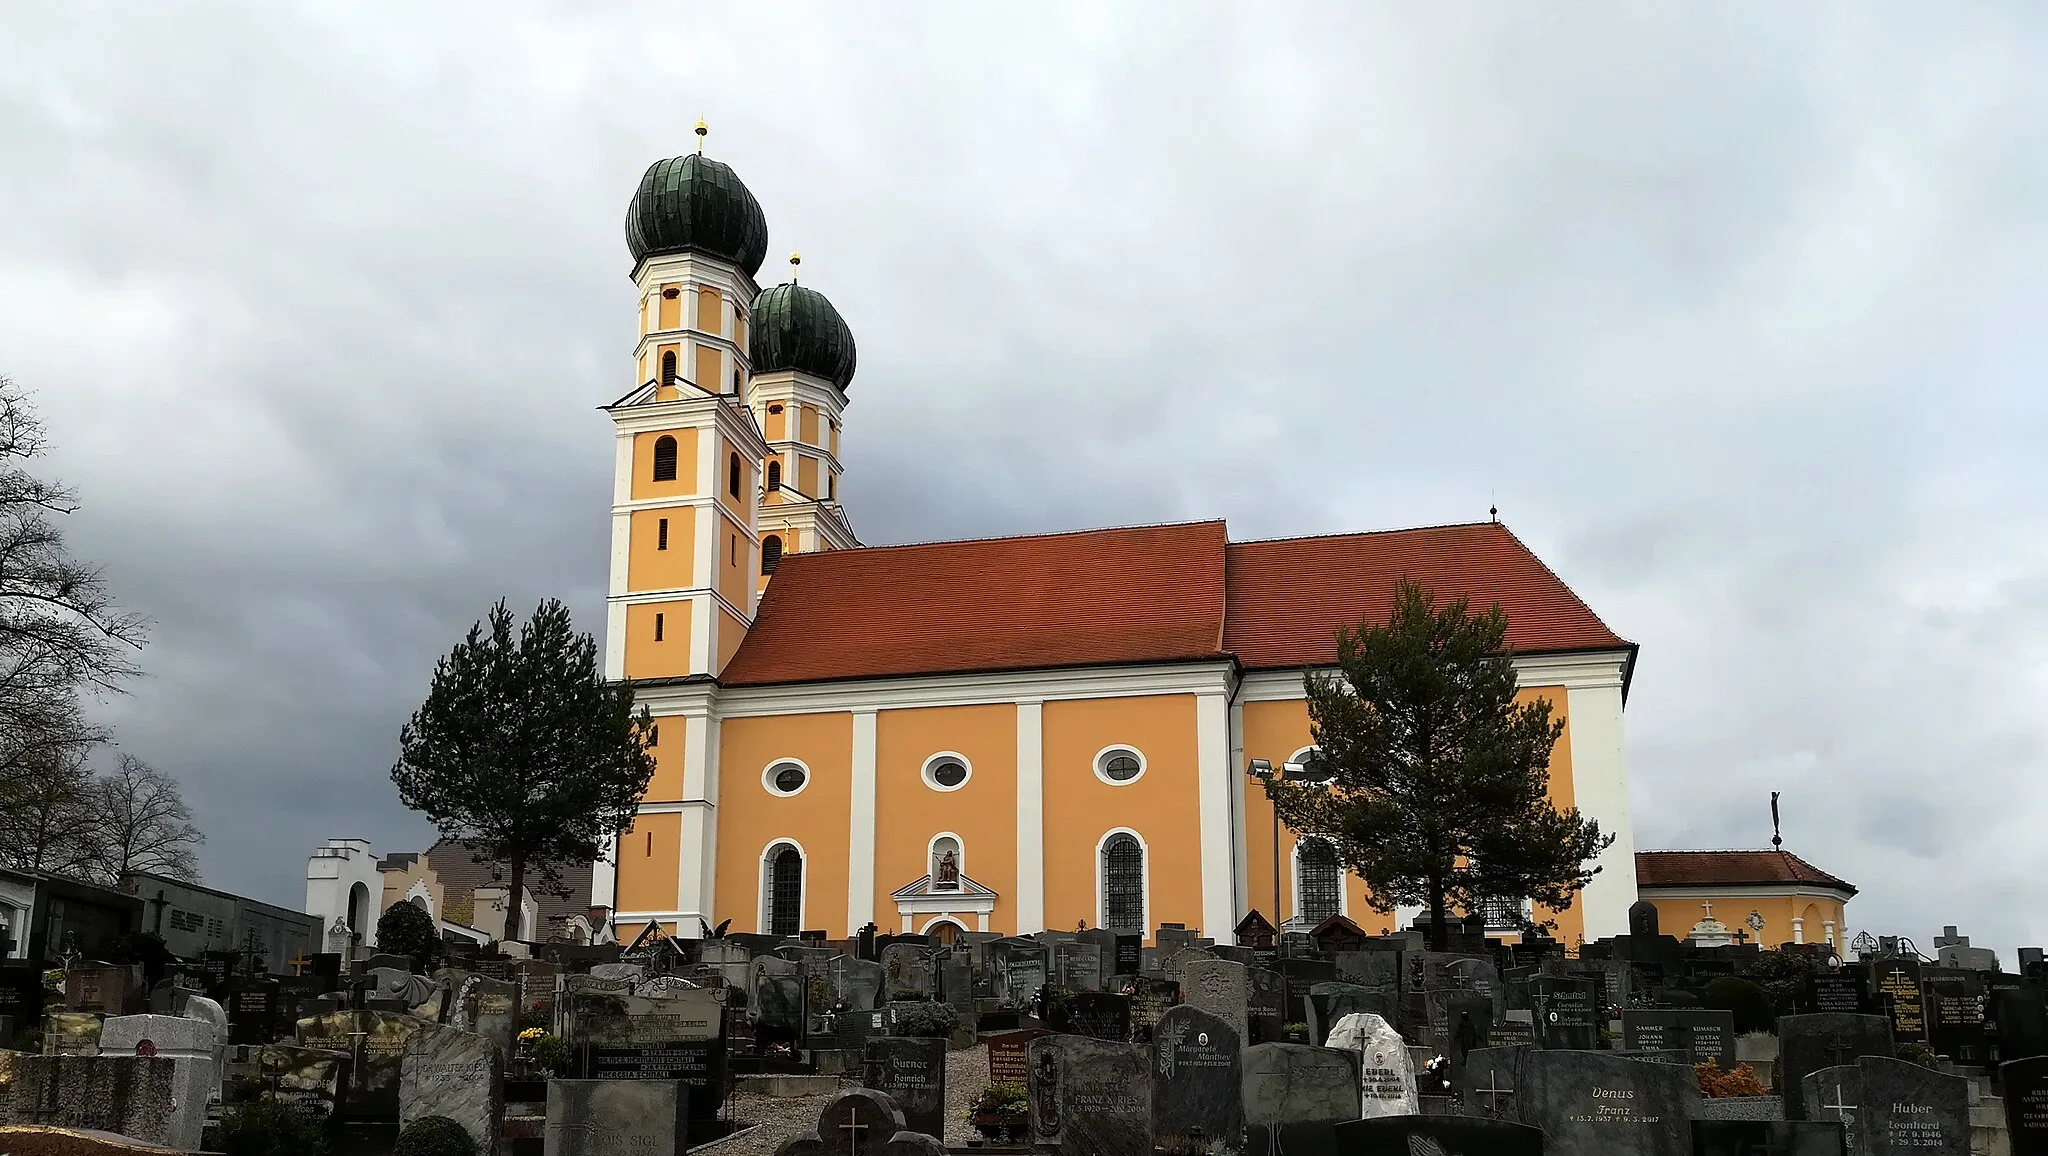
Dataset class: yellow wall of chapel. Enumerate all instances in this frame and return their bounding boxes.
[873,704,1019,929]
[717,713,856,936]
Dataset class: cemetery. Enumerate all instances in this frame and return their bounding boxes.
[3,900,2047,1155]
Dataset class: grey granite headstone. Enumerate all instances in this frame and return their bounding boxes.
[545,1077,682,1156]
[1332,1115,1545,1155]
[864,1036,945,1139]
[1520,1048,1700,1156]
[1028,1034,1148,1156]
[880,945,935,999]
[401,1023,504,1155]
[43,1010,103,1056]
[4,1054,178,1145]
[1152,1005,1243,1155]
[1182,957,1250,1042]
[1778,1014,1894,1121]
[1622,1008,1738,1069]
[881,1130,947,1156]
[1832,1055,1968,1155]
[1242,1042,1360,1127]
[818,1088,907,1156]
[1306,982,1387,1047]
[96,1013,218,1150]
[1460,1045,1530,1122]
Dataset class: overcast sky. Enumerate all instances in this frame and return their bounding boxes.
[4,3,2045,959]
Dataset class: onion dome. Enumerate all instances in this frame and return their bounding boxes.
[625,154,769,276]
[749,282,858,391]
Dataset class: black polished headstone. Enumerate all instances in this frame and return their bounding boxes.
[1521,1049,1700,1156]
[1152,1005,1244,1156]
[1778,1013,1893,1121]
[1047,991,1131,1041]
[1531,976,1600,1051]
[863,1036,946,1139]
[1922,968,1986,1064]
[1334,1115,1545,1155]
[2000,1055,2048,1154]
[1870,959,1927,1045]
[1622,1009,1738,1070]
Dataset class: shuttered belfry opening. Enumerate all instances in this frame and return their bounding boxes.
[1103,833,1144,931]
[767,846,802,936]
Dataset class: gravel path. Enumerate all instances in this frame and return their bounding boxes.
[943,1043,988,1146]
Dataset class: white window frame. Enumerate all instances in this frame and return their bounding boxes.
[1290,834,1348,924]
[920,751,973,793]
[1094,827,1151,934]
[762,757,812,798]
[1092,744,1148,786]
[759,838,808,935]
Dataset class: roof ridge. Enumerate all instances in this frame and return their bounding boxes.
[1226,519,1503,546]
[817,517,1228,557]
[1488,521,1635,649]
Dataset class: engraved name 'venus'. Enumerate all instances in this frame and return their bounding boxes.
[1593,1087,1635,1100]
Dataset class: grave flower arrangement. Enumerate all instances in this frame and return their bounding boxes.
[970,1082,1029,1141]
[1693,1060,1768,1098]
[516,1027,569,1075]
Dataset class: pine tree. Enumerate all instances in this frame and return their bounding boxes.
[391,599,654,943]
[1265,580,1614,951]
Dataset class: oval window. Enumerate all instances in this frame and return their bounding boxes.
[1095,747,1146,785]
[922,754,970,791]
[765,761,809,796]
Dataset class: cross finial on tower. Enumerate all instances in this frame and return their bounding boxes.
[789,251,801,284]
[695,117,708,153]
[1771,790,1783,848]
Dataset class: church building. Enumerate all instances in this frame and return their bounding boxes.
[594,139,1644,947]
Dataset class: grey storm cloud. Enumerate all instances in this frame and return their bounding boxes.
[3,3,2046,956]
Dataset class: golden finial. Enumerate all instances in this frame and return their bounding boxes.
[789,251,801,284]
[694,118,707,153]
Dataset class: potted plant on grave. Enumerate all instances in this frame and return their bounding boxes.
[516,1027,569,1077]
[969,1082,1029,1142]
[1281,1022,1311,1044]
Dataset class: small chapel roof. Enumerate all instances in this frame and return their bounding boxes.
[720,518,1630,687]
[1635,849,1857,895]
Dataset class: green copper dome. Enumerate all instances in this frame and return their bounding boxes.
[625,154,769,275]
[750,283,857,391]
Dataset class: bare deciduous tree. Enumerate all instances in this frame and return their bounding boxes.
[94,753,204,882]
[0,746,102,876]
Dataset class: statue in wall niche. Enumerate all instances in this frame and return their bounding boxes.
[935,851,959,890]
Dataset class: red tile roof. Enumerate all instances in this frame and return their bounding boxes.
[719,519,1631,687]
[721,521,1230,686]
[1224,522,1629,670]
[1635,850,1856,894]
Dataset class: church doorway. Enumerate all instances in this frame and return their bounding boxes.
[924,919,964,946]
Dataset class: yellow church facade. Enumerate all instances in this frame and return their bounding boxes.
[595,144,1643,947]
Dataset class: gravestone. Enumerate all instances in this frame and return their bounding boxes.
[96,1014,219,1150]
[1324,1012,1417,1118]
[1777,1014,1893,1121]
[1056,940,1105,992]
[753,958,807,1044]
[1531,976,1601,1051]
[43,1010,103,1055]
[1994,985,2048,1063]
[1460,1046,1529,1122]
[1520,1048,1701,1156]
[1247,967,1286,1044]
[1920,968,1986,1064]
[1306,982,1387,1047]
[1430,992,1494,1083]
[64,967,139,1016]
[1801,972,1874,1016]
[1114,936,1142,976]
[400,1023,504,1155]
[1803,1064,1864,1155]
[1691,1120,1848,1156]
[1113,975,1180,1043]
[1241,1042,1360,1127]
[816,1088,906,1156]
[3,1054,179,1144]
[1630,901,1660,938]
[1332,1115,1546,1155]
[1181,958,1250,1043]
[1048,991,1131,1041]
[1332,951,1399,1000]
[0,966,48,1049]
[997,942,1049,1004]
[237,1044,345,1119]
[1622,1009,1738,1070]
[1856,1055,1968,1156]
[1028,1034,1149,1156]
[574,989,725,1047]
[1151,1005,1243,1156]
[226,979,282,1046]
[451,974,520,1057]
[1869,959,1927,1045]
[880,945,934,999]
[544,1077,683,1156]
[864,1036,946,1139]
[295,1008,428,1118]
[986,1027,1050,1088]
[2001,1054,2048,1154]
[940,954,974,1011]
[581,1038,727,1131]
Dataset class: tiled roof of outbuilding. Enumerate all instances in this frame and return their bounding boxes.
[1635,850,1856,895]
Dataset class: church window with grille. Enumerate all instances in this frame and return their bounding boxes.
[765,845,802,936]
[652,436,678,482]
[1297,838,1341,923]
[762,535,783,574]
[767,460,782,491]
[660,350,677,386]
[1101,833,1145,932]
[657,518,668,550]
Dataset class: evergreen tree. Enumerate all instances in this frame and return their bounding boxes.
[391,599,654,943]
[1265,580,1613,951]
[376,900,445,968]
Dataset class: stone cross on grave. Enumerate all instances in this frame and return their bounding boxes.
[1474,1069,1516,1114]
[838,1103,875,1156]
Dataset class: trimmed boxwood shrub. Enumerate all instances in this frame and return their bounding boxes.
[211,1099,329,1156]
[393,1115,478,1156]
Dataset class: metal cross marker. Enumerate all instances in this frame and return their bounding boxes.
[838,1105,871,1156]
[1474,1069,1515,1114]
[288,954,311,976]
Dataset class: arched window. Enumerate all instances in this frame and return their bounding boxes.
[762,535,783,574]
[766,460,782,491]
[652,436,678,482]
[728,453,742,498]
[660,350,678,386]
[346,882,369,936]
[765,844,803,936]
[1100,833,1145,933]
[1297,838,1342,924]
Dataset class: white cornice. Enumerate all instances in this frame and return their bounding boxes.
[747,369,849,413]
[630,660,1239,718]
[630,252,760,302]
[1237,650,1630,703]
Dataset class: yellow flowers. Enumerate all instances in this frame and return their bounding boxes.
[518,1027,548,1042]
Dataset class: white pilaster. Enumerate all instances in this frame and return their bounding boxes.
[603,600,626,682]
[848,710,878,933]
[1566,680,1636,940]
[675,708,719,937]
[1195,691,1236,939]
[1015,701,1045,934]
[590,834,617,909]
[1227,695,1249,931]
